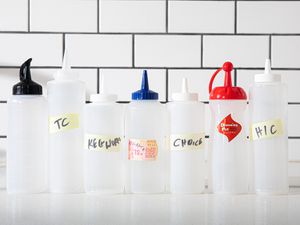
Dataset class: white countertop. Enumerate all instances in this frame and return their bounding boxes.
[0,189,300,225]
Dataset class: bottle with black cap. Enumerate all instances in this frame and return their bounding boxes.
[125,70,168,193]
[7,58,48,193]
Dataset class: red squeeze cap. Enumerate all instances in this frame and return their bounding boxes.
[209,62,247,100]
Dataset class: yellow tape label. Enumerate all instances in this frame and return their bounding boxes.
[250,119,284,141]
[170,133,205,151]
[49,113,80,133]
[85,134,122,151]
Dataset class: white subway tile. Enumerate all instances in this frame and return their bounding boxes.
[272,36,300,68]
[135,35,201,67]
[289,139,300,161]
[237,70,300,103]
[66,34,132,67]
[100,0,165,33]
[289,162,300,178]
[0,138,6,189]
[0,68,97,101]
[238,2,300,34]
[288,105,300,137]
[30,0,97,32]
[0,0,28,31]
[169,1,234,33]
[0,34,62,67]
[0,104,8,136]
[99,69,166,102]
[168,69,223,102]
[203,35,269,68]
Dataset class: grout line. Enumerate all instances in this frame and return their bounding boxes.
[234,69,237,86]
[234,0,237,34]
[166,0,169,33]
[200,35,204,68]
[62,33,66,56]
[97,68,100,94]
[97,0,100,33]
[28,0,30,32]
[166,69,169,102]
[132,34,135,67]
[269,34,272,61]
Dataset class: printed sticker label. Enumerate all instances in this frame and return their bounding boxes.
[85,134,122,151]
[128,139,158,161]
[217,114,242,142]
[170,133,205,151]
[250,119,283,141]
[49,113,79,133]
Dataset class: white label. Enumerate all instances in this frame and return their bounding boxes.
[250,119,284,141]
[85,134,122,151]
[170,133,205,151]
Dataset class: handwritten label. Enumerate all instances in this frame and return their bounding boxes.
[170,133,205,151]
[128,139,158,161]
[49,113,79,133]
[85,134,122,151]
[250,119,283,141]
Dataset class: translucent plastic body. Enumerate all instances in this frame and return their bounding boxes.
[125,100,168,193]
[249,82,288,194]
[7,96,48,193]
[84,102,124,193]
[48,80,85,193]
[209,100,249,194]
[168,101,206,193]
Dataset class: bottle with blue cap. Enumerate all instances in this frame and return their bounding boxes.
[47,48,85,193]
[125,70,168,193]
[249,59,288,194]
[7,58,48,193]
[168,78,205,193]
[84,75,124,193]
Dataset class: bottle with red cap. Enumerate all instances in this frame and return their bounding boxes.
[208,61,249,194]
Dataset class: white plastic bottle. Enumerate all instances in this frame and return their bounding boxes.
[48,50,85,193]
[7,58,48,193]
[209,62,249,194]
[84,77,124,193]
[168,78,206,193]
[125,70,168,193]
[249,59,288,194]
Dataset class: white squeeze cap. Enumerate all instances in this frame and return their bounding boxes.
[54,47,79,80]
[90,74,117,102]
[172,77,198,101]
[255,59,281,83]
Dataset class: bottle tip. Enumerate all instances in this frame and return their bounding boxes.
[141,70,149,91]
[181,77,188,93]
[20,58,32,81]
[62,47,71,71]
[264,58,272,74]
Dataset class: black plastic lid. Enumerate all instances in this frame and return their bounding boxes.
[13,58,43,95]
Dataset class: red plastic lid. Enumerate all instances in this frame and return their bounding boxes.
[209,62,247,100]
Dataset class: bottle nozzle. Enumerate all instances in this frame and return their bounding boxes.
[264,59,272,74]
[141,70,149,91]
[62,47,71,71]
[181,77,189,93]
[20,58,32,81]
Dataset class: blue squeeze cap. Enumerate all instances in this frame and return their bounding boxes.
[132,70,159,100]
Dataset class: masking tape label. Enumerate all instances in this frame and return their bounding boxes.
[170,133,205,151]
[49,113,79,133]
[85,134,122,151]
[250,119,284,141]
[128,139,158,161]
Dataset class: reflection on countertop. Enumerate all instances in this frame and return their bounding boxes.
[0,189,300,225]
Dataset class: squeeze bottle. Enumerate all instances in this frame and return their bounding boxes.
[84,76,124,193]
[125,70,168,193]
[168,78,205,193]
[209,62,249,194]
[7,58,48,193]
[48,50,85,193]
[249,59,288,194]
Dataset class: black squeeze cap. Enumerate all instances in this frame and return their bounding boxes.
[13,58,43,95]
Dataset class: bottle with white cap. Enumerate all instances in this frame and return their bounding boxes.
[168,78,205,193]
[84,76,124,193]
[47,49,85,193]
[125,70,168,193]
[249,59,288,194]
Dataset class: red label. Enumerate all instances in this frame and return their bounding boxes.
[128,139,158,161]
[217,114,242,142]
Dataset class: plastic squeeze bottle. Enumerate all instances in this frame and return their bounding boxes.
[84,76,124,193]
[48,50,85,193]
[125,70,168,193]
[168,78,206,193]
[209,62,249,194]
[7,58,48,193]
[249,59,288,194]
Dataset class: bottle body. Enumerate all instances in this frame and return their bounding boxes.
[84,102,124,193]
[7,96,48,193]
[48,80,85,193]
[125,101,168,193]
[249,82,288,194]
[209,100,249,194]
[168,101,205,193]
